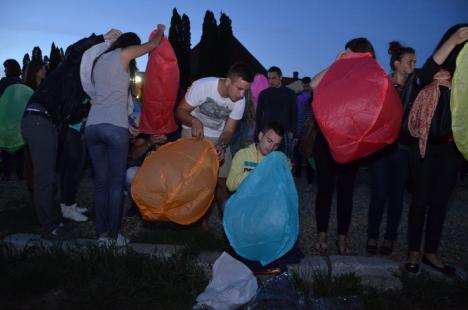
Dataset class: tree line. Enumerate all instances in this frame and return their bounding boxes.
[21,9,243,90]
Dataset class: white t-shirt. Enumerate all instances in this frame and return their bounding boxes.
[183,77,245,138]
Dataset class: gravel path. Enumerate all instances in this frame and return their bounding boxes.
[1,166,467,270]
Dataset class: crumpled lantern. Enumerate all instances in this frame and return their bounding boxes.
[251,73,268,113]
[313,52,403,163]
[451,43,468,160]
[223,151,299,266]
[139,31,180,135]
[131,138,218,224]
[0,84,33,153]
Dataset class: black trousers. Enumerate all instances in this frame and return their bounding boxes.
[59,127,86,205]
[407,143,462,253]
[21,112,60,232]
[314,132,358,235]
[1,148,25,179]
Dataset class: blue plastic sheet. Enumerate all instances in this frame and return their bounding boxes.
[223,151,299,266]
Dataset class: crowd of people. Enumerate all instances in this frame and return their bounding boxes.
[0,22,467,277]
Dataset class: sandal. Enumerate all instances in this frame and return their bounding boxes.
[336,240,349,255]
[315,242,328,254]
[379,240,394,256]
[366,239,378,255]
[404,262,420,274]
[421,256,456,277]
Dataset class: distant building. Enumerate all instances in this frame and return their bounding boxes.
[190,35,267,79]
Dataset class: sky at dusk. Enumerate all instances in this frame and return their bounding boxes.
[1,0,467,79]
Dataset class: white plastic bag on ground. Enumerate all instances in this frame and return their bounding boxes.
[195,252,258,310]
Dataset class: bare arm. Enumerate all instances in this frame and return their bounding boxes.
[120,24,166,68]
[129,135,167,161]
[433,26,468,65]
[310,68,328,90]
[310,50,349,90]
[218,117,238,146]
[215,118,239,161]
[175,98,204,138]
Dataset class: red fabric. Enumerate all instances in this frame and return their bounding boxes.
[408,70,451,158]
[312,53,403,163]
[140,33,180,135]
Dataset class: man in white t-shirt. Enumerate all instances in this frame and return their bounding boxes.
[175,62,254,212]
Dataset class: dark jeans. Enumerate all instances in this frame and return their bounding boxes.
[85,124,129,238]
[367,145,409,241]
[314,132,358,235]
[59,127,86,205]
[21,113,59,232]
[407,143,462,254]
[1,148,25,179]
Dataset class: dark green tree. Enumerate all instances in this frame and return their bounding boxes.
[180,14,191,89]
[169,8,183,84]
[49,42,62,72]
[217,12,234,77]
[31,46,43,64]
[22,53,30,78]
[198,10,218,78]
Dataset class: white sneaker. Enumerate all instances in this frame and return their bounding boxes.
[97,237,112,247]
[61,204,88,222]
[61,203,87,213]
[116,233,129,247]
[97,234,129,248]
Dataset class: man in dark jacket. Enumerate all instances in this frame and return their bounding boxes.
[0,59,22,96]
[21,29,122,239]
[255,66,297,159]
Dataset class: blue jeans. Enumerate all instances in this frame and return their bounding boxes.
[85,124,129,238]
[367,145,409,241]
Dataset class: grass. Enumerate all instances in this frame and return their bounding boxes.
[2,242,468,310]
[0,243,208,310]
[292,271,468,309]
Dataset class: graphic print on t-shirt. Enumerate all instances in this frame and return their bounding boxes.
[194,97,232,130]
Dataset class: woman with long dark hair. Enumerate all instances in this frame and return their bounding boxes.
[23,61,47,91]
[404,24,468,276]
[366,41,417,256]
[85,25,166,246]
[311,38,375,255]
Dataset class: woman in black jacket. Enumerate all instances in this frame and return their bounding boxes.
[404,24,468,276]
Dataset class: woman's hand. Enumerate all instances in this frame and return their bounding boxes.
[449,26,468,46]
[104,29,122,41]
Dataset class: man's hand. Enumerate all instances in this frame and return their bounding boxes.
[104,29,122,41]
[191,118,204,138]
[215,144,226,162]
[148,134,167,145]
[128,125,140,137]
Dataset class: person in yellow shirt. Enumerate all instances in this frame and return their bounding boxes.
[227,122,284,192]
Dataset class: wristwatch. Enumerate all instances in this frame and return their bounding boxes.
[217,142,228,150]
